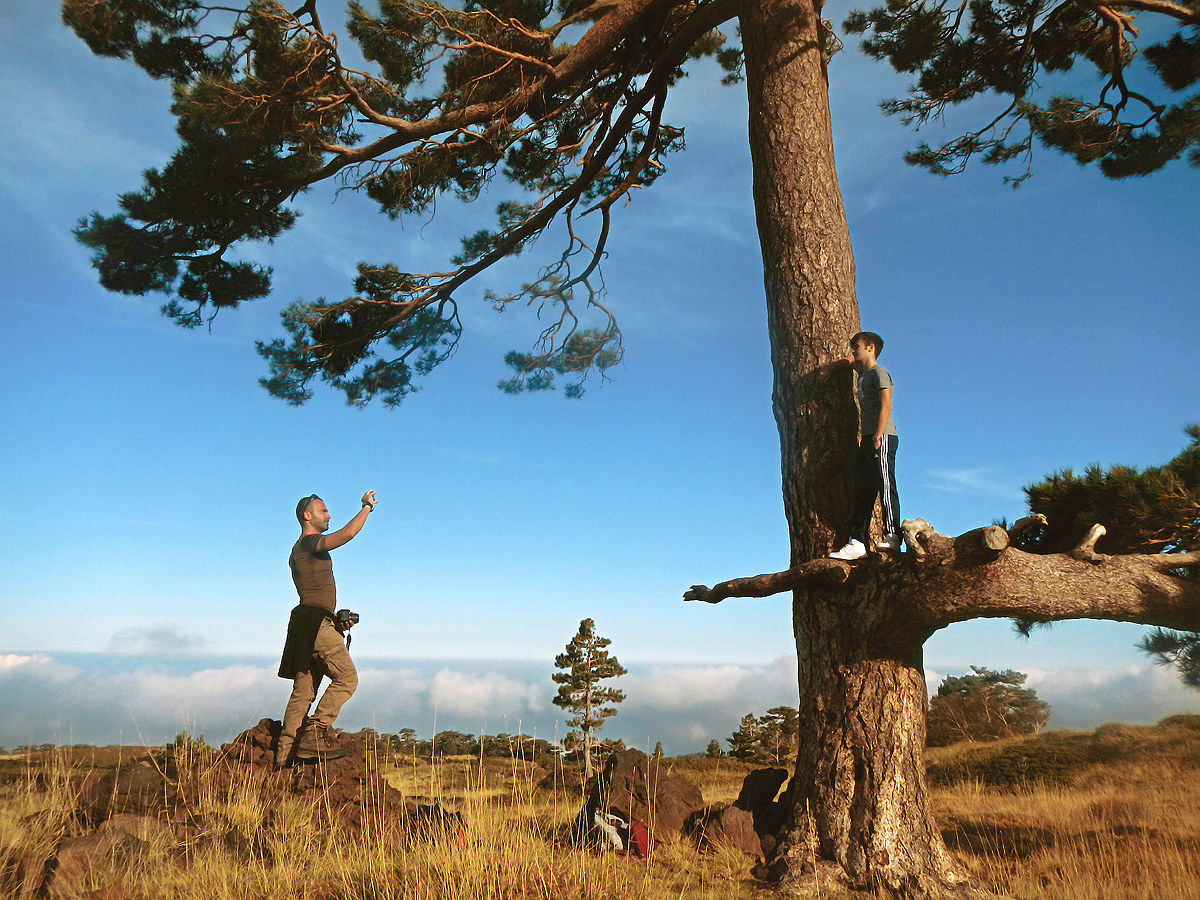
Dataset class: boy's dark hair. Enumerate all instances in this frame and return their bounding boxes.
[296,494,321,524]
[851,331,884,357]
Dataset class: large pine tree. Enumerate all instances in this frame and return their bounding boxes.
[65,1,1200,894]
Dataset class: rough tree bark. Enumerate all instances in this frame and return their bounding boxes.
[737,0,967,893]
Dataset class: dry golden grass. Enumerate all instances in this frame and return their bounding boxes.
[0,747,763,899]
[930,716,1200,899]
[1,717,1197,898]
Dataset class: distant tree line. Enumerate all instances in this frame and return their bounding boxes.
[725,668,1051,760]
[353,726,626,765]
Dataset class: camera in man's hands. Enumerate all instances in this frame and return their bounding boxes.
[335,609,360,629]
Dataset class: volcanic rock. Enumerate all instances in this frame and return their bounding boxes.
[733,767,787,811]
[687,803,764,859]
[42,829,146,898]
[733,767,789,837]
[79,759,178,826]
[70,718,463,849]
[97,813,171,841]
[220,718,464,841]
[585,748,705,839]
[1,849,48,899]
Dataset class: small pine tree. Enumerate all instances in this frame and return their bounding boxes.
[760,707,800,765]
[926,667,1050,747]
[652,741,665,760]
[551,618,627,778]
[706,739,723,759]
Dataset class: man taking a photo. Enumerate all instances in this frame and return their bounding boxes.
[275,490,377,767]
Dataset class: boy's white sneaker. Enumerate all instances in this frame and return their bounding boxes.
[829,539,867,560]
[875,534,902,552]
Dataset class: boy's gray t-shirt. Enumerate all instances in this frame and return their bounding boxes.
[857,365,897,438]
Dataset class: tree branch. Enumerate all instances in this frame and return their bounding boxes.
[274,0,702,193]
[909,524,1200,633]
[683,558,851,604]
[1095,0,1200,25]
[686,516,1200,636]
[1007,513,1046,542]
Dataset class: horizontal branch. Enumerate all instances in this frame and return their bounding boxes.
[683,558,850,604]
[686,515,1199,638]
[1007,514,1046,542]
[910,525,1200,633]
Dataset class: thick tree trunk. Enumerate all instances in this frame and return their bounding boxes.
[776,586,962,895]
[742,0,859,564]
[740,0,966,893]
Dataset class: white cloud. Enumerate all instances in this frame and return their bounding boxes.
[107,624,209,655]
[0,653,43,673]
[1033,664,1200,729]
[2,653,1196,754]
[429,668,546,719]
[625,658,795,709]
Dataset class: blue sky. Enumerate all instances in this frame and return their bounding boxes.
[1,3,1197,751]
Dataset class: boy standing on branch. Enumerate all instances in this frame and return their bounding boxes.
[824,332,902,560]
[274,490,376,767]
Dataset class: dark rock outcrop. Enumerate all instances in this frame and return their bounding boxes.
[79,759,179,826]
[733,767,788,812]
[585,748,705,839]
[732,767,788,840]
[42,829,146,898]
[75,718,462,844]
[1,849,48,899]
[222,719,463,840]
[686,803,764,860]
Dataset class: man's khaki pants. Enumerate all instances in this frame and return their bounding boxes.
[277,619,358,762]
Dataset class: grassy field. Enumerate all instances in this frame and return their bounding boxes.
[1,716,1198,898]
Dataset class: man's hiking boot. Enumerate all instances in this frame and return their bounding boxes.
[875,534,902,552]
[294,724,346,761]
[829,539,867,561]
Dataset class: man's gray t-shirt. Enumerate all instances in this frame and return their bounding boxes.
[857,365,897,438]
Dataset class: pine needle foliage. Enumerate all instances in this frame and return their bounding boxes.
[1018,425,1200,686]
[726,706,798,765]
[551,617,626,778]
[62,0,737,405]
[64,0,1199,405]
[845,0,1200,186]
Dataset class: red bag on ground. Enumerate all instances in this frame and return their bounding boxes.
[627,819,657,857]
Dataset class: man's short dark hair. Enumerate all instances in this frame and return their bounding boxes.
[296,494,321,524]
[851,331,884,357]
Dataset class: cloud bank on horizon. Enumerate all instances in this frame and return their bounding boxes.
[1,652,1194,753]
